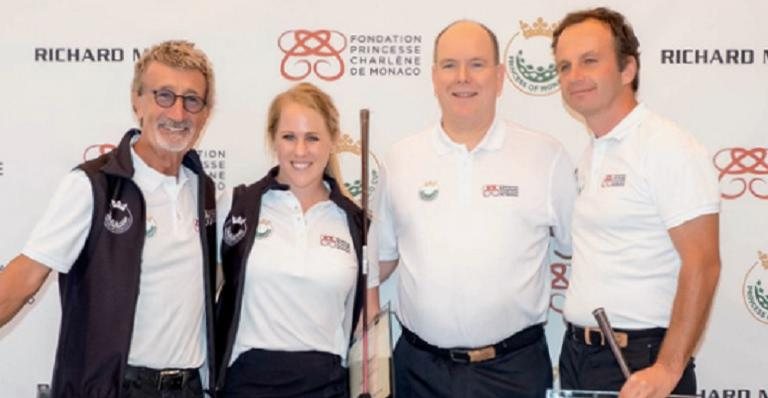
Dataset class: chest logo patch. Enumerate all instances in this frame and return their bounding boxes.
[104,200,133,234]
[418,181,439,201]
[145,216,157,237]
[255,219,272,239]
[204,209,215,227]
[223,215,248,246]
[482,184,519,197]
[320,234,351,253]
[601,174,626,188]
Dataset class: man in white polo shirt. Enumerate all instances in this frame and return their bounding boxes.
[0,41,218,398]
[377,20,577,397]
[552,7,721,398]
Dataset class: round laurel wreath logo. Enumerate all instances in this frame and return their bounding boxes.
[504,17,559,96]
[743,251,768,324]
[104,200,133,234]
[255,219,273,239]
[418,181,439,201]
[223,215,247,246]
[336,134,381,206]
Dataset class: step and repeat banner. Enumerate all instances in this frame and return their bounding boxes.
[1,0,766,396]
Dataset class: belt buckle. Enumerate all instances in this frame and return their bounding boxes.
[448,349,471,363]
[583,327,605,346]
[467,346,496,362]
[157,369,184,390]
[583,327,629,348]
[449,346,496,363]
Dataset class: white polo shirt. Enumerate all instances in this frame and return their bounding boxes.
[377,118,577,348]
[563,104,720,329]
[22,142,206,369]
[218,187,374,365]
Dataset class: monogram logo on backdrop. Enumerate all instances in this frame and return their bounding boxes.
[83,143,116,162]
[713,147,768,200]
[278,29,423,80]
[549,254,571,315]
[743,251,768,325]
[279,29,347,81]
[504,17,560,96]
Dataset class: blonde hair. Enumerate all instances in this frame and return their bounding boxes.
[132,40,215,110]
[266,82,348,196]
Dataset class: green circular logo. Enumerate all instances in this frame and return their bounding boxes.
[504,18,560,96]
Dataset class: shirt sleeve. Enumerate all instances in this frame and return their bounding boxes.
[374,160,399,262]
[647,132,720,229]
[548,147,578,256]
[22,170,93,273]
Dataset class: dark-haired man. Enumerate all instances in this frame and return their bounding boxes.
[553,7,720,397]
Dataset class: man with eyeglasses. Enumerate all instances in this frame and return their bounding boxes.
[0,40,218,398]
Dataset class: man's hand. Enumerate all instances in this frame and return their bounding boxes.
[619,363,681,398]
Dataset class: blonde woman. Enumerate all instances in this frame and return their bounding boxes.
[215,83,377,397]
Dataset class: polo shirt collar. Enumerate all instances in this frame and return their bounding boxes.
[264,166,355,213]
[432,117,505,155]
[594,103,648,142]
[129,135,189,194]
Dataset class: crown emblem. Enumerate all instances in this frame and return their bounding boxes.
[336,134,361,155]
[110,200,128,211]
[520,17,557,39]
[759,251,768,270]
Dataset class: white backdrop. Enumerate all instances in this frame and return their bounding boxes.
[1,1,767,396]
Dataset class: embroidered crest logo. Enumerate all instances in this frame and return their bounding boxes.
[104,199,133,234]
[223,215,247,246]
[743,250,768,324]
[145,216,157,238]
[255,219,273,239]
[204,209,215,227]
[194,209,216,233]
[418,181,439,201]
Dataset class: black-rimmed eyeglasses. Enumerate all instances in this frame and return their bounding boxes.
[151,89,207,113]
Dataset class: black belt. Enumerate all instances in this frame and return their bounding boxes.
[401,324,544,363]
[568,323,666,348]
[124,365,199,391]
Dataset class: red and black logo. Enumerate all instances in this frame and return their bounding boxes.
[482,184,519,197]
[320,234,351,253]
